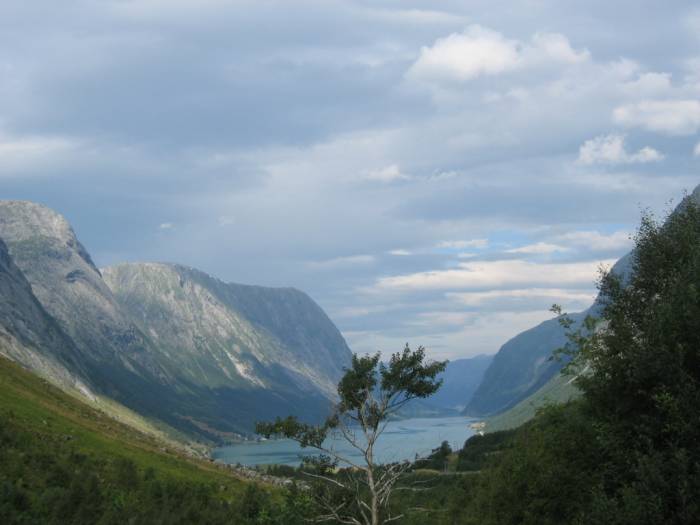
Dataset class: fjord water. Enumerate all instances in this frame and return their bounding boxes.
[213,416,477,466]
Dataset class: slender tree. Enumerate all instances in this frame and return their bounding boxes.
[256,344,447,525]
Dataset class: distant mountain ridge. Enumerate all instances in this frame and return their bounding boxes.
[0,200,353,442]
[429,355,493,411]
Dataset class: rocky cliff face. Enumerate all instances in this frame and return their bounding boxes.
[0,201,352,440]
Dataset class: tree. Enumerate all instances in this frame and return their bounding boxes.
[256,344,447,525]
[553,197,700,523]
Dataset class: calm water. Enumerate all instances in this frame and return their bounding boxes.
[213,416,476,466]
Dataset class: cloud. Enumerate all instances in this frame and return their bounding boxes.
[436,239,489,250]
[613,100,700,135]
[553,230,633,252]
[159,222,174,230]
[0,132,80,175]
[2,1,698,362]
[447,287,596,306]
[373,259,615,292]
[363,164,410,183]
[388,249,411,256]
[694,142,700,156]
[406,25,589,84]
[578,134,664,164]
[308,254,375,269]
[343,309,558,359]
[505,242,568,254]
[620,72,672,97]
[217,215,235,227]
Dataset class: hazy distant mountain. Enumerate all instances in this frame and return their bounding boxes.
[429,355,493,411]
[0,201,352,441]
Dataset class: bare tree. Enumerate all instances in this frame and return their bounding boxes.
[256,344,447,525]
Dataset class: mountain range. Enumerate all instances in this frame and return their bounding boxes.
[0,200,353,443]
[3,186,687,444]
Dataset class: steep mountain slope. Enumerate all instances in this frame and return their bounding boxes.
[0,201,352,440]
[102,262,351,398]
[177,265,352,395]
[464,311,586,416]
[484,371,581,432]
[0,238,91,395]
[0,201,170,380]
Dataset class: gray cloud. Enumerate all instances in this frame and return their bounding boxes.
[1,0,699,359]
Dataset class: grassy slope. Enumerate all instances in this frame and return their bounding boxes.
[485,371,580,432]
[0,355,246,487]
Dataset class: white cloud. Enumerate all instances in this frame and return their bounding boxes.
[407,25,589,83]
[363,164,410,183]
[553,230,632,252]
[373,259,615,292]
[578,134,664,164]
[620,72,672,97]
[0,133,80,174]
[505,242,568,254]
[218,215,235,227]
[694,142,700,156]
[446,288,596,307]
[308,254,375,269]
[388,249,411,256]
[613,100,700,135]
[159,222,174,230]
[343,309,557,360]
[436,239,489,250]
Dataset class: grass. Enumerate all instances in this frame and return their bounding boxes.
[0,355,246,487]
[485,370,580,432]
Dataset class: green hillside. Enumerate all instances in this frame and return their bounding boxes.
[0,356,306,524]
[485,370,581,432]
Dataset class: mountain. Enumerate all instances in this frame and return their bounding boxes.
[0,237,92,396]
[464,311,586,416]
[465,255,631,417]
[484,370,581,432]
[464,187,696,418]
[102,262,350,399]
[0,200,352,441]
[428,355,493,411]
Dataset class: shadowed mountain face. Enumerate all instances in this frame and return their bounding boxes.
[0,201,352,441]
[464,311,586,416]
[0,238,92,396]
[465,186,699,418]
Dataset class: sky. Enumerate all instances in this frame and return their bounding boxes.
[1,1,700,360]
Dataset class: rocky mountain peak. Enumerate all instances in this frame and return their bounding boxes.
[0,200,98,273]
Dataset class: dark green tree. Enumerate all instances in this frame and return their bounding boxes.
[257,344,447,525]
[555,197,700,523]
